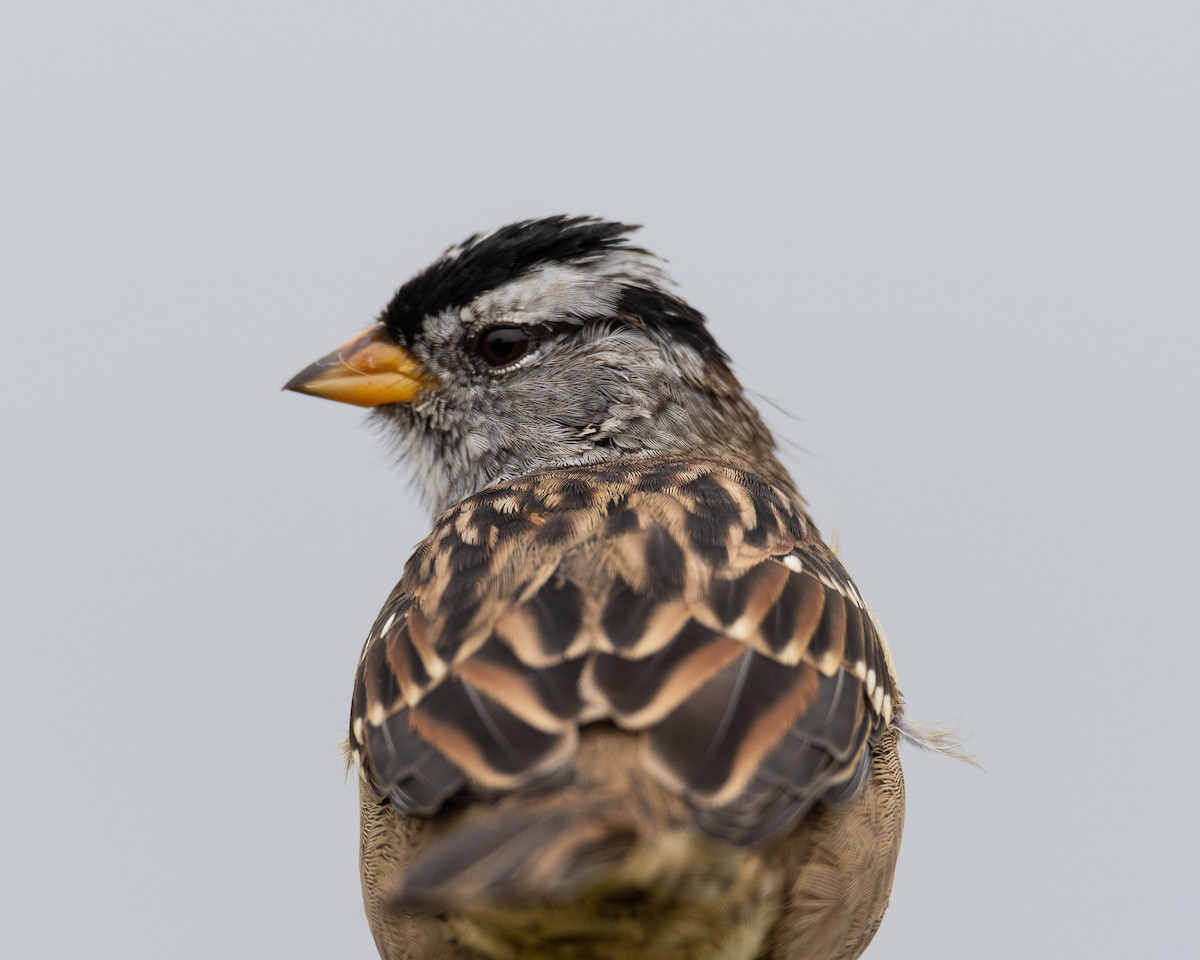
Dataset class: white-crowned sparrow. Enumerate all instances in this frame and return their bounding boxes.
[286,217,909,960]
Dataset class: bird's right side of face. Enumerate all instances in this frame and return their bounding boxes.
[396,263,674,448]
[284,216,750,509]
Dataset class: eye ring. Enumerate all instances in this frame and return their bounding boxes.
[476,327,531,367]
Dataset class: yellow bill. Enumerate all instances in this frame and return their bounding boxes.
[284,324,437,407]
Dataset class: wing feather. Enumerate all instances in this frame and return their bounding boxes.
[349,460,899,847]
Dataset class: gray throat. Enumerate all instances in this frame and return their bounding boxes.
[379,383,796,519]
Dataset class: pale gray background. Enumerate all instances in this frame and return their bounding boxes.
[3,3,1197,957]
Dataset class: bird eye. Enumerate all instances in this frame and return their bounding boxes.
[476,327,530,367]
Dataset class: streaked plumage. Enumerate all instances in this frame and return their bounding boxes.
[287,217,915,959]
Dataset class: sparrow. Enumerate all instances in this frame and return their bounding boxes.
[286,217,909,960]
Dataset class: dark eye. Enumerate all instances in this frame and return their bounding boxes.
[476,327,530,367]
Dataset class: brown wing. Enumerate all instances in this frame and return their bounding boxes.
[349,460,898,846]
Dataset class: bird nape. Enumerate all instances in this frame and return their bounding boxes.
[286,216,908,960]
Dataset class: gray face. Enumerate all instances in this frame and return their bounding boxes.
[371,253,786,516]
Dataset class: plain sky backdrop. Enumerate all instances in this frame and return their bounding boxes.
[3,3,1197,958]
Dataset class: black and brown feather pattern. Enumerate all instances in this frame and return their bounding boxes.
[349,458,899,847]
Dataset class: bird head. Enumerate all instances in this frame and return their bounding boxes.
[285,216,788,514]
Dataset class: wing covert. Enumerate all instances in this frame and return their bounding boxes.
[349,460,899,846]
